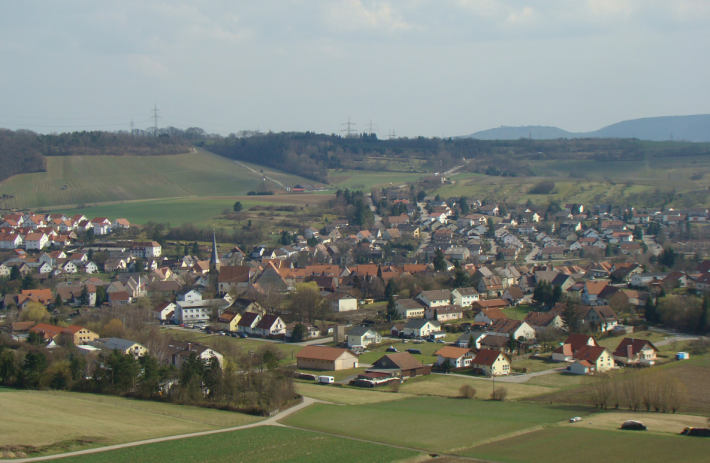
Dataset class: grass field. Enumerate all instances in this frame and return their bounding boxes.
[0,389,261,455]
[0,150,312,210]
[503,304,535,321]
[295,383,412,405]
[47,193,332,226]
[463,426,709,462]
[399,374,556,400]
[46,426,419,463]
[327,169,425,190]
[280,396,592,453]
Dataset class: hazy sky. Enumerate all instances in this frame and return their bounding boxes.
[1,1,708,137]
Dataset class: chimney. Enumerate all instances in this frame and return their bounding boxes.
[627,344,634,359]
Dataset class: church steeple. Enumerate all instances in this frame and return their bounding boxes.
[210,231,220,272]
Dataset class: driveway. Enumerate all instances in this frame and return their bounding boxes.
[434,366,566,384]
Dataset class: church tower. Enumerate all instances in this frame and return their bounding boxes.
[209,232,220,293]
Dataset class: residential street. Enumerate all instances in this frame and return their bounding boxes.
[434,366,566,384]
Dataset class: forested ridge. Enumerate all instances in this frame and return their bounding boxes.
[2,127,708,185]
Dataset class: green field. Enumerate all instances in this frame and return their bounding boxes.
[328,169,425,190]
[398,373,557,400]
[295,382,413,405]
[45,426,419,463]
[280,396,592,453]
[463,426,708,463]
[0,389,261,455]
[0,150,312,209]
[47,193,331,226]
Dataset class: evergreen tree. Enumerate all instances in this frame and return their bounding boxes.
[9,265,21,281]
[386,296,397,320]
[433,249,446,271]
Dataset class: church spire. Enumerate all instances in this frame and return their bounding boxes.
[210,231,220,269]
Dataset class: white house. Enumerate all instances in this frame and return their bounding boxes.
[177,289,202,302]
[154,301,177,322]
[402,319,441,338]
[451,288,479,307]
[24,233,48,250]
[415,289,451,308]
[395,299,426,319]
[347,326,381,348]
[327,292,358,312]
[434,346,476,369]
[254,315,286,336]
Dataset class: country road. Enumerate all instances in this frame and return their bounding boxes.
[234,160,286,189]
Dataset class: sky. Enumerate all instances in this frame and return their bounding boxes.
[0,1,708,137]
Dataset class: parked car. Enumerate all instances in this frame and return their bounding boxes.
[406,349,422,355]
[238,333,248,338]
[386,347,398,353]
[435,339,446,344]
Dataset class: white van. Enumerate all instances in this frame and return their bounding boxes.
[317,376,335,384]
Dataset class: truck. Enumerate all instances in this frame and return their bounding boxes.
[317,376,335,384]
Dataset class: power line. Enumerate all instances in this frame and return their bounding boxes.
[340,117,356,138]
[151,104,160,136]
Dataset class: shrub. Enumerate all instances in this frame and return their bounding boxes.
[459,384,476,399]
[528,181,555,195]
[490,387,508,401]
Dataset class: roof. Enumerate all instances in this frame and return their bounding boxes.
[372,353,424,371]
[478,308,507,320]
[435,346,474,359]
[237,312,260,327]
[473,299,508,309]
[564,334,599,351]
[472,349,510,366]
[96,338,141,351]
[403,318,440,329]
[488,318,524,334]
[574,345,609,363]
[295,345,354,361]
[552,343,573,356]
[397,299,426,310]
[454,287,479,296]
[613,338,659,357]
[348,326,375,336]
[524,311,558,327]
[418,289,452,301]
[505,287,525,300]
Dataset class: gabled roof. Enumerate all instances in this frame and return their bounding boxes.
[564,334,599,351]
[574,345,609,363]
[417,289,451,301]
[296,345,354,361]
[524,311,559,327]
[612,338,659,358]
[478,308,507,320]
[348,326,375,336]
[435,346,475,359]
[237,312,260,327]
[373,352,424,371]
[403,318,440,330]
[584,281,608,295]
[255,314,281,330]
[472,349,510,366]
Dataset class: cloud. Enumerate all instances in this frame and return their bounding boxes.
[127,54,175,79]
[325,0,412,32]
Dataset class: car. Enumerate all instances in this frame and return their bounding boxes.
[435,339,445,343]
[386,347,398,353]
[406,349,422,355]
[230,333,238,337]
[413,339,424,344]
[205,330,213,334]
[426,338,435,343]
[238,333,248,338]
[569,417,582,423]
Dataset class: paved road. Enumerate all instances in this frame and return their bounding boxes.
[642,234,662,256]
[1,397,323,463]
[525,245,540,263]
[234,160,286,189]
[434,366,566,384]
[161,326,333,347]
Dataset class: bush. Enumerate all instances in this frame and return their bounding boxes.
[490,387,508,401]
[459,384,476,399]
[528,181,555,195]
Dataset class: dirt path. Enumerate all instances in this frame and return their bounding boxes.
[234,160,286,189]
[0,397,323,463]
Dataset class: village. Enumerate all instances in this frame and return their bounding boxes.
[1,188,709,395]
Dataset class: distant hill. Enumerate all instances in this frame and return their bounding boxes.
[464,114,710,142]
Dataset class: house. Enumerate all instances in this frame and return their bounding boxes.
[24,233,48,250]
[425,305,464,322]
[285,322,320,340]
[402,319,441,338]
[451,287,480,307]
[347,326,381,348]
[254,314,286,337]
[477,276,505,296]
[580,281,608,306]
[217,310,242,332]
[486,319,536,340]
[154,301,177,322]
[63,325,99,345]
[295,345,358,371]
[177,288,202,302]
[471,349,511,376]
[569,360,595,375]
[395,299,427,319]
[91,338,147,358]
[552,334,599,361]
[236,312,262,334]
[539,247,566,260]
[613,338,659,366]
[108,291,132,306]
[524,311,564,330]
[573,345,615,373]
[165,340,223,368]
[434,346,476,369]
[217,265,252,294]
[112,218,130,229]
[502,287,525,305]
[415,289,452,308]
[579,305,619,332]
[55,284,97,307]
[368,353,429,378]
[326,292,358,312]
[473,308,508,324]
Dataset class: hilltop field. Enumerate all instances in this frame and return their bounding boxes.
[0,149,311,210]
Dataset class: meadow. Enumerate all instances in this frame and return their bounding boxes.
[0,389,261,455]
[44,426,419,463]
[398,374,557,400]
[327,169,425,190]
[463,426,709,463]
[280,396,592,453]
[0,150,312,210]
